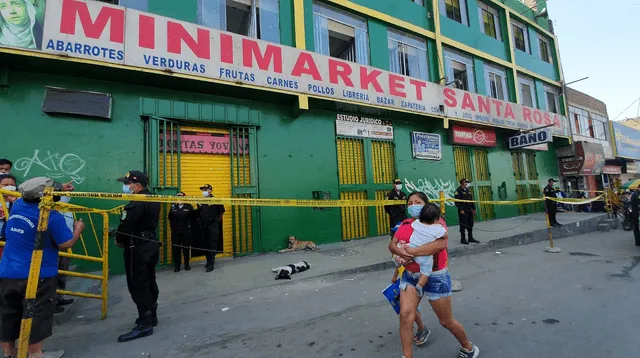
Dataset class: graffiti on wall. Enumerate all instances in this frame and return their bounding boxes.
[404,178,458,206]
[14,150,87,184]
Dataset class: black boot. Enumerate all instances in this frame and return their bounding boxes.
[460,234,468,245]
[119,311,154,342]
[206,262,214,272]
[135,303,158,327]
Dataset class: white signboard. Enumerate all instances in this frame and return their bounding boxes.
[35,0,444,117]
[411,132,442,160]
[508,128,553,149]
[336,114,393,140]
[443,87,570,136]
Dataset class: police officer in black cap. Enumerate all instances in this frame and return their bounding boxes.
[385,179,407,232]
[115,170,161,342]
[543,178,562,227]
[455,178,479,244]
[197,184,225,272]
[168,192,195,272]
[630,188,640,246]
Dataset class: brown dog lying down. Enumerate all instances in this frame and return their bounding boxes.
[279,236,319,252]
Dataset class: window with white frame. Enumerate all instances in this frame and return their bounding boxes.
[544,86,560,114]
[440,0,468,25]
[198,0,281,43]
[484,64,508,100]
[444,49,475,92]
[511,20,529,53]
[518,75,536,108]
[313,2,369,65]
[388,29,429,81]
[478,2,501,41]
[538,36,552,63]
[569,106,588,136]
[592,114,608,140]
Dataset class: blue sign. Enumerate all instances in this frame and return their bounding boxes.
[411,132,442,160]
[613,122,640,160]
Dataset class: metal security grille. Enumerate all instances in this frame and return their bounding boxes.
[337,138,367,185]
[371,140,396,235]
[340,191,369,240]
[453,147,473,182]
[512,152,529,215]
[511,152,542,214]
[473,149,495,220]
[231,127,259,255]
[525,153,544,212]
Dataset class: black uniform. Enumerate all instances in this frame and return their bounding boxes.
[454,185,475,241]
[385,189,407,230]
[197,202,225,268]
[168,203,195,270]
[116,188,161,327]
[631,190,640,246]
[543,184,559,226]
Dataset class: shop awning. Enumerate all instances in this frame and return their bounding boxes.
[559,141,606,176]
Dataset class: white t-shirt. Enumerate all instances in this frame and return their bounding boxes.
[409,221,447,276]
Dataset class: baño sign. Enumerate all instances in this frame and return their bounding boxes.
[1,0,569,137]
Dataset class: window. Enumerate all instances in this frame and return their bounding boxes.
[569,106,585,135]
[538,36,552,63]
[484,65,508,100]
[545,90,559,113]
[444,49,475,92]
[478,2,501,41]
[388,29,429,80]
[592,114,608,140]
[198,0,281,43]
[440,0,468,25]
[518,75,536,108]
[511,20,529,53]
[313,2,369,65]
[412,0,424,5]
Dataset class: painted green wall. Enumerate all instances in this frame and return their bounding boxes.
[148,0,197,23]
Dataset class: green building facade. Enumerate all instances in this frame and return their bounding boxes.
[0,0,568,274]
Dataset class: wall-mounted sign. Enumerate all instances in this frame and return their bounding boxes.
[626,161,638,174]
[336,114,393,140]
[508,128,553,149]
[451,126,496,147]
[411,132,441,160]
[522,143,548,151]
[443,87,570,137]
[559,141,605,176]
[2,0,445,117]
[612,122,640,160]
[160,132,248,155]
[602,165,622,175]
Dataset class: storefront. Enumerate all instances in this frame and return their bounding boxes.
[558,141,606,196]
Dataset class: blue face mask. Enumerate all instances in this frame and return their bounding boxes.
[122,184,132,194]
[407,205,424,218]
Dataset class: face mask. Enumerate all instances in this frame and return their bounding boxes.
[3,186,16,192]
[59,196,71,204]
[122,184,133,194]
[407,205,424,218]
[202,191,209,197]
[395,184,402,191]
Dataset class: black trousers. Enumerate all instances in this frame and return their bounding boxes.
[124,244,159,319]
[546,201,558,225]
[389,214,406,231]
[458,210,474,240]
[171,230,191,268]
[55,256,70,303]
[634,216,640,245]
[201,221,220,266]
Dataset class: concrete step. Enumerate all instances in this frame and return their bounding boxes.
[603,218,619,230]
[597,223,612,232]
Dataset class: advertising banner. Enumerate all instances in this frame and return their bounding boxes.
[411,132,441,160]
[335,114,393,140]
[451,126,497,147]
[612,121,640,160]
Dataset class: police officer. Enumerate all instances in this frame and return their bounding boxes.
[168,192,195,272]
[543,178,562,227]
[197,184,225,272]
[115,171,161,342]
[631,188,640,246]
[385,179,407,232]
[455,178,479,244]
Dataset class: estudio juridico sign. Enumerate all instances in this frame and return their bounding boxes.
[1,0,569,136]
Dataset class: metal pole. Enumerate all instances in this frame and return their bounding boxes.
[439,191,446,216]
[101,213,109,320]
[17,189,53,358]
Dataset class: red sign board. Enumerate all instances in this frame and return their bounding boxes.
[160,132,248,155]
[559,142,605,176]
[451,126,497,147]
[603,165,622,175]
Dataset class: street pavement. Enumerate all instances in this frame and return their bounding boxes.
[47,228,640,358]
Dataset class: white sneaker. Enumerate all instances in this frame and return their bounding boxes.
[38,350,65,358]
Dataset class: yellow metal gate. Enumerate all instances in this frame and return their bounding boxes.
[453,146,494,221]
[336,137,397,240]
[511,152,542,214]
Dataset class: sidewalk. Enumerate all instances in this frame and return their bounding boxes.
[59,211,606,324]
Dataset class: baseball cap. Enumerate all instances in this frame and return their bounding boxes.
[200,184,213,190]
[460,178,471,184]
[393,179,402,185]
[19,177,63,200]
[116,170,149,186]
[548,178,557,182]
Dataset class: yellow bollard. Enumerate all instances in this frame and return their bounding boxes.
[544,202,561,253]
[17,189,53,358]
[439,191,446,216]
[101,213,110,320]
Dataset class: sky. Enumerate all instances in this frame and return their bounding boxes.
[546,0,640,121]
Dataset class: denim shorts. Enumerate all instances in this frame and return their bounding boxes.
[399,268,452,302]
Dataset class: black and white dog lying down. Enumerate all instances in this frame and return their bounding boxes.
[272,261,311,280]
